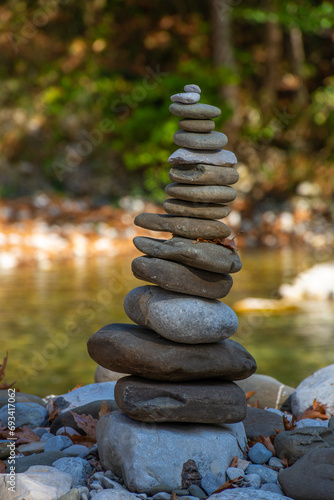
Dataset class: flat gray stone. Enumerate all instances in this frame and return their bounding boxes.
[114,376,246,424]
[44,435,73,452]
[134,213,231,239]
[242,407,285,440]
[53,382,117,414]
[52,457,92,487]
[133,236,241,274]
[278,447,334,500]
[0,391,46,409]
[245,465,278,484]
[124,285,238,343]
[96,411,247,493]
[291,364,334,417]
[184,84,201,93]
[171,92,200,104]
[17,441,45,455]
[169,164,239,185]
[236,373,295,411]
[132,256,233,299]
[173,131,227,150]
[165,183,237,203]
[0,402,48,429]
[5,450,70,473]
[179,119,215,132]
[201,473,224,495]
[168,148,237,166]
[163,199,231,219]
[87,323,257,382]
[169,103,221,119]
[274,427,333,462]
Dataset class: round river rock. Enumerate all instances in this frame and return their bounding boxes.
[173,130,228,150]
[131,256,233,299]
[165,183,237,203]
[124,285,238,343]
[169,103,221,119]
[163,199,231,219]
[132,236,242,274]
[134,213,231,239]
[87,323,257,382]
[114,376,247,424]
[169,164,239,185]
[171,92,200,104]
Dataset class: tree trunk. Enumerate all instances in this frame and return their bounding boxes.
[263,13,283,118]
[290,26,308,106]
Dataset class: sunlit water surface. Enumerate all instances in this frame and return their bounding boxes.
[1,247,333,396]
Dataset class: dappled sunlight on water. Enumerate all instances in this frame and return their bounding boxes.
[1,247,333,396]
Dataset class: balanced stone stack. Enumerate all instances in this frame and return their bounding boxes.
[88,84,256,426]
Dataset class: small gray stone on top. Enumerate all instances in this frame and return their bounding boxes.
[184,84,201,93]
[163,199,231,220]
[169,103,221,119]
[201,473,224,495]
[52,456,92,487]
[173,130,227,150]
[44,435,73,453]
[0,402,48,429]
[171,93,200,104]
[245,464,278,484]
[168,148,237,166]
[248,443,273,464]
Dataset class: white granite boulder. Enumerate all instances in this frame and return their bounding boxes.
[291,364,334,417]
[96,411,247,493]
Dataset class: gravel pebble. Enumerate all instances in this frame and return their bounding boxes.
[248,442,273,464]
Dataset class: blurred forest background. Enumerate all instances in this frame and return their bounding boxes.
[0,0,333,207]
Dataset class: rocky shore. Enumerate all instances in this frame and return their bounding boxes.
[0,366,333,500]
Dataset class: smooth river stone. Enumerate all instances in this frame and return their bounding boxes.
[184,84,201,93]
[171,92,200,104]
[133,236,242,274]
[87,323,257,382]
[163,199,231,219]
[169,103,221,119]
[179,119,215,132]
[131,256,232,299]
[134,213,231,239]
[168,148,237,166]
[173,130,227,150]
[165,183,237,203]
[169,164,239,185]
[114,377,247,424]
[124,285,238,343]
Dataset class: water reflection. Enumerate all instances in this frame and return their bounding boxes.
[0,248,333,396]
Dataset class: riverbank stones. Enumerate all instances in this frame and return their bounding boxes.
[132,236,242,273]
[134,213,232,239]
[124,286,238,343]
[165,183,237,203]
[169,164,239,185]
[163,199,231,219]
[87,324,257,382]
[168,147,237,166]
[179,119,215,132]
[131,256,233,298]
[114,377,247,423]
[173,130,227,150]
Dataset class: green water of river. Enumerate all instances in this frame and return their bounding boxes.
[1,247,333,397]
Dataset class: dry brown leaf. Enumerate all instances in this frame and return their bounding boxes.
[298,399,330,421]
[230,456,238,468]
[0,353,16,390]
[281,457,289,468]
[0,426,40,445]
[171,493,178,500]
[68,383,83,392]
[245,391,256,400]
[70,412,97,440]
[193,236,238,251]
[46,399,59,423]
[0,460,6,473]
[212,477,243,494]
[98,400,111,419]
[283,414,297,431]
[259,434,276,456]
[70,433,96,448]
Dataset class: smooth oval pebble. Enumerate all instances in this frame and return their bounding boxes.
[171,92,200,104]
[169,103,221,119]
[134,213,231,239]
[169,164,239,185]
[163,199,231,219]
[131,256,233,299]
[124,285,239,343]
[87,323,257,382]
[165,183,237,203]
[179,119,215,132]
[133,236,242,274]
[184,84,201,93]
[168,148,237,166]
[173,130,227,150]
[114,376,246,424]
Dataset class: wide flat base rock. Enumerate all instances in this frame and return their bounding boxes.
[133,236,242,274]
[114,376,246,423]
[134,213,231,239]
[132,256,233,299]
[97,411,247,493]
[124,285,238,343]
[87,323,257,382]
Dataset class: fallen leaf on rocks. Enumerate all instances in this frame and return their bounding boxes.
[68,383,83,392]
[171,493,178,500]
[98,400,111,418]
[194,236,238,251]
[259,434,276,455]
[281,457,290,468]
[298,398,330,421]
[0,353,16,390]
[283,414,296,431]
[0,426,40,445]
[70,412,97,440]
[230,456,238,468]
[212,477,243,494]
[245,391,256,400]
[69,434,96,448]
[0,460,6,473]
[46,399,59,423]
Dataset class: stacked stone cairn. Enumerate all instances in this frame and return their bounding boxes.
[88,84,257,425]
